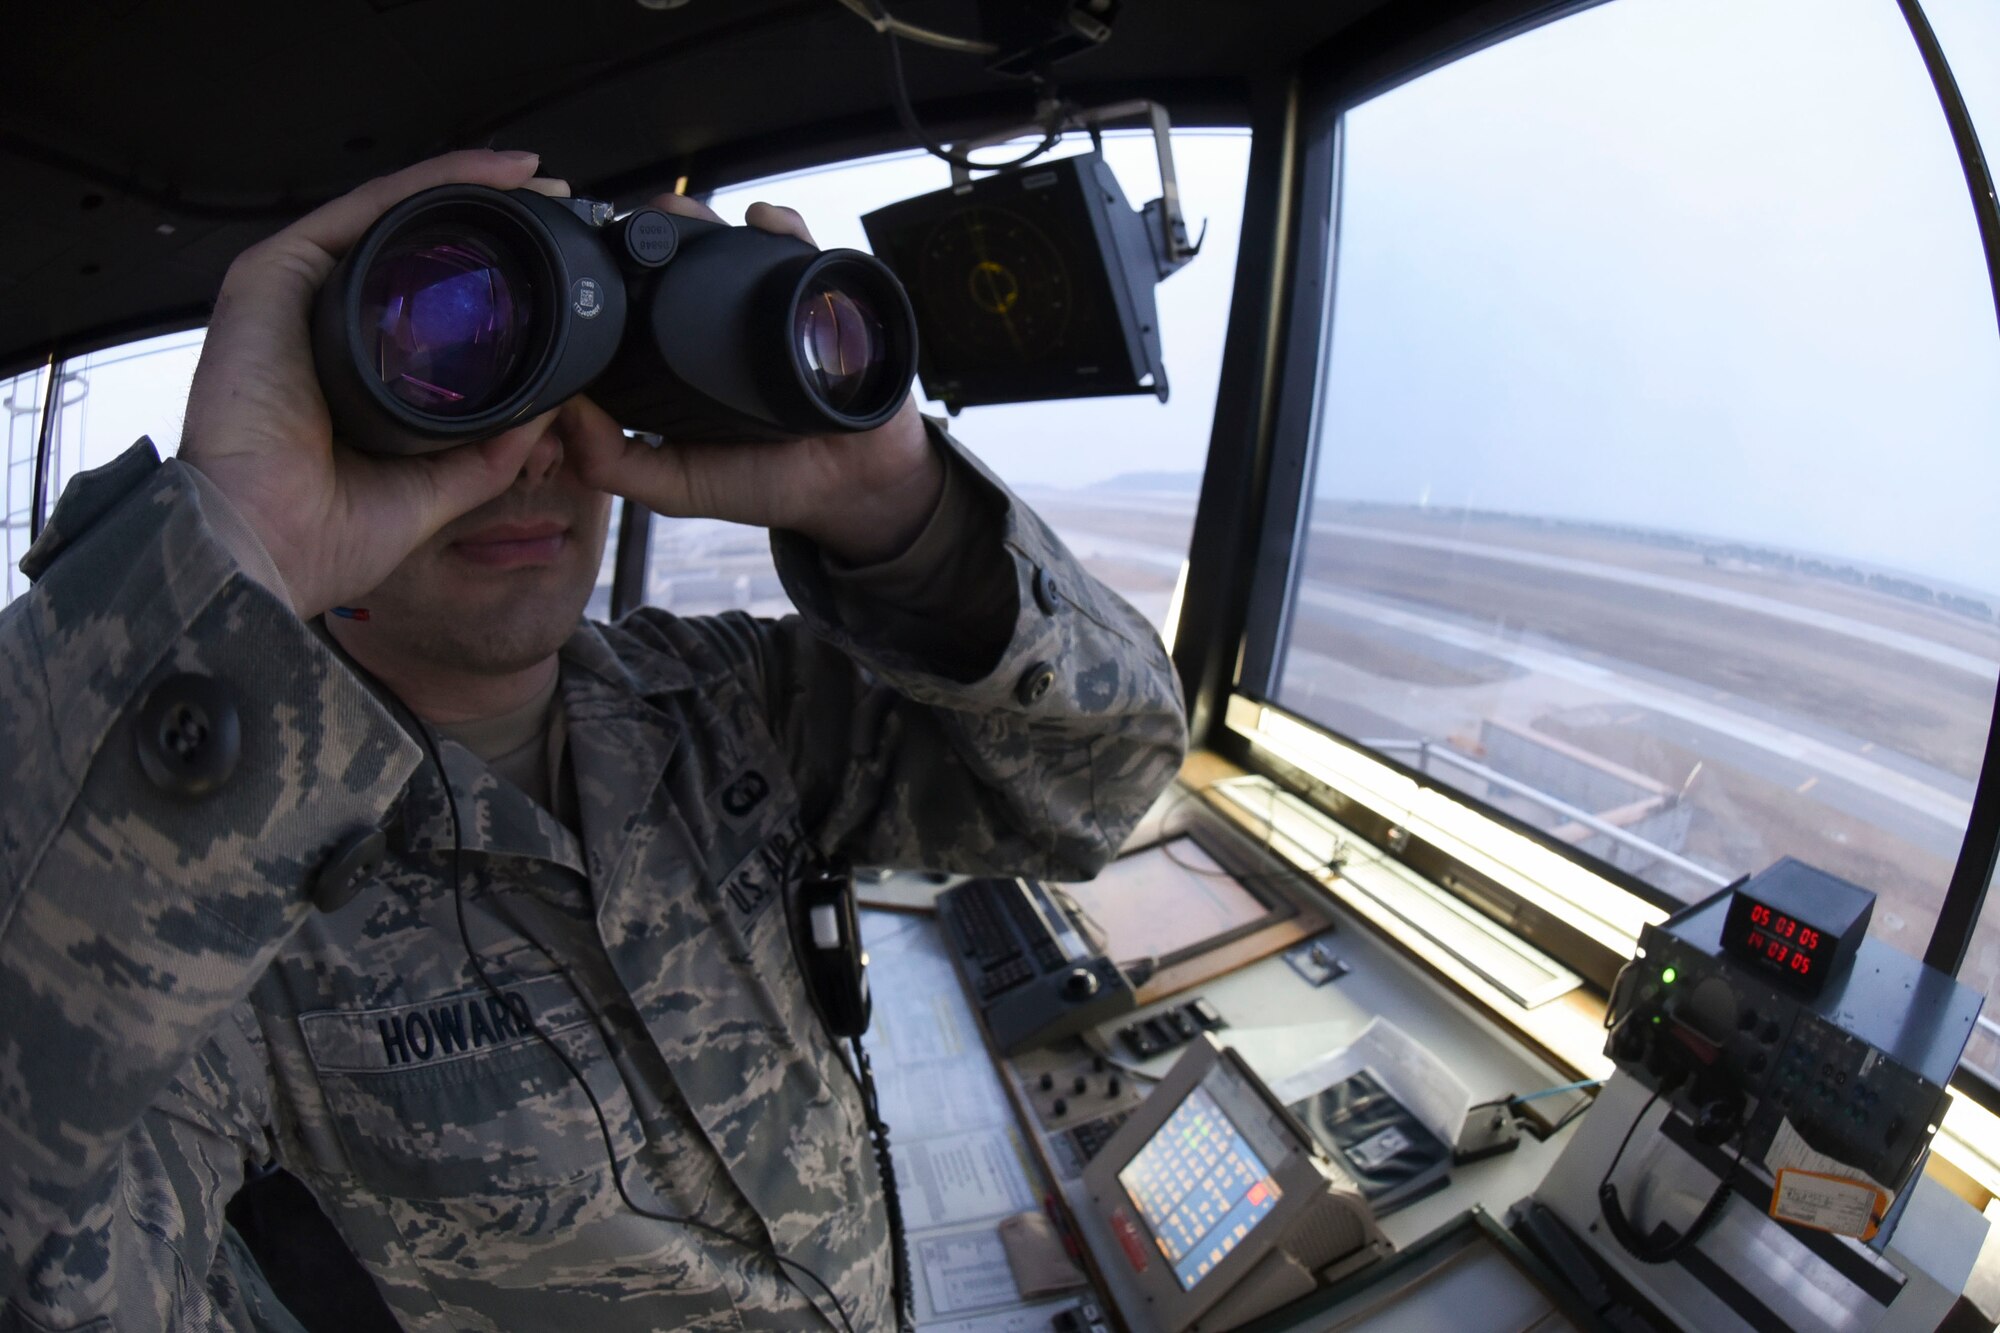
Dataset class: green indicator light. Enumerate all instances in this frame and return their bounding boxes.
[1662,966,1678,984]
[1652,1015,1662,1024]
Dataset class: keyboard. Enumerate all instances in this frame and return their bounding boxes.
[940,876,1137,1054]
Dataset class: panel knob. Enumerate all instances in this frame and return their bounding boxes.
[1062,967,1099,1001]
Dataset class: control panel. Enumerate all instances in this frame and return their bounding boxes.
[1607,887,1980,1190]
[1013,1041,1150,1180]
[1119,997,1225,1060]
[941,875,1138,1053]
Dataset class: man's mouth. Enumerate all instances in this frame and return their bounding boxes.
[449,519,569,569]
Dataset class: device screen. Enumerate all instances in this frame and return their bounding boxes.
[1116,1082,1285,1290]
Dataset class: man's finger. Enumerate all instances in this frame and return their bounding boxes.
[289,148,545,258]
[522,176,572,199]
[647,192,726,226]
[744,201,816,247]
[405,410,558,533]
[559,395,651,497]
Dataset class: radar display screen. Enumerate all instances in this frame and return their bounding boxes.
[862,153,1160,409]
[914,204,1078,362]
[1116,1082,1285,1291]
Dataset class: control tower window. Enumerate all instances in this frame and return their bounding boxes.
[642,131,1252,634]
[3,362,51,607]
[5,329,204,609]
[1267,0,1998,1006]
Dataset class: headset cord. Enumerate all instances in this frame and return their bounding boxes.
[1596,1083,1745,1266]
[850,1032,915,1333]
[397,710,859,1333]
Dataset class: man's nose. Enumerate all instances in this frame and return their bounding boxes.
[515,427,564,489]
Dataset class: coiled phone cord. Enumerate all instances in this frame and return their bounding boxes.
[851,1032,915,1333]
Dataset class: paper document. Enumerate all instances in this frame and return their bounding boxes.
[861,913,1085,1331]
[1771,1168,1887,1240]
[916,1227,1023,1319]
[1265,1016,1472,1145]
[878,1069,1016,1138]
[896,1128,1040,1230]
[1767,1118,1893,1201]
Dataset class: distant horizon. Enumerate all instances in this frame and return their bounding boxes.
[1050,466,2000,605]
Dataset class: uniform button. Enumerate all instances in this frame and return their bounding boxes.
[1033,568,1065,615]
[1016,662,1056,705]
[312,828,389,913]
[133,672,241,799]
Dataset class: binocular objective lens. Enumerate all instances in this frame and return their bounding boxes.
[795,283,888,413]
[359,233,532,417]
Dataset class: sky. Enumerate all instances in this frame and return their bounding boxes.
[1315,0,2000,595]
[11,0,2000,596]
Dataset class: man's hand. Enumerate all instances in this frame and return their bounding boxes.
[180,149,568,618]
[560,194,945,567]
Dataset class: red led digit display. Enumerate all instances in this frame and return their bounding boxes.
[1726,890,1851,992]
[1741,902,1823,973]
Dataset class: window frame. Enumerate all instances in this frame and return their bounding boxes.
[1188,0,2000,1113]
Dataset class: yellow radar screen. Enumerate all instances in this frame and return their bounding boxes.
[916,206,1074,358]
[864,151,1172,411]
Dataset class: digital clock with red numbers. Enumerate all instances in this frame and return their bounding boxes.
[1720,859,1874,996]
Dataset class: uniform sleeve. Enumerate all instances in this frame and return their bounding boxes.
[813,446,1016,680]
[632,418,1188,881]
[0,440,420,1320]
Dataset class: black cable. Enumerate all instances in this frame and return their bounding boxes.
[1543,1092,1596,1137]
[851,1034,915,1333]
[771,851,915,1333]
[1153,779,1348,887]
[394,708,858,1333]
[1596,1083,1744,1266]
[866,0,1066,173]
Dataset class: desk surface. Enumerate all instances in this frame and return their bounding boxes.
[1083,890,1580,1250]
[860,848,1589,1329]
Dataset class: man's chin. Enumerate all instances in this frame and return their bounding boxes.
[426,614,584,677]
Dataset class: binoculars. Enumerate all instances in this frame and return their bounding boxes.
[311,185,919,455]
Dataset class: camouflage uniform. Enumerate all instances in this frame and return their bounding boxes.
[0,424,1186,1331]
